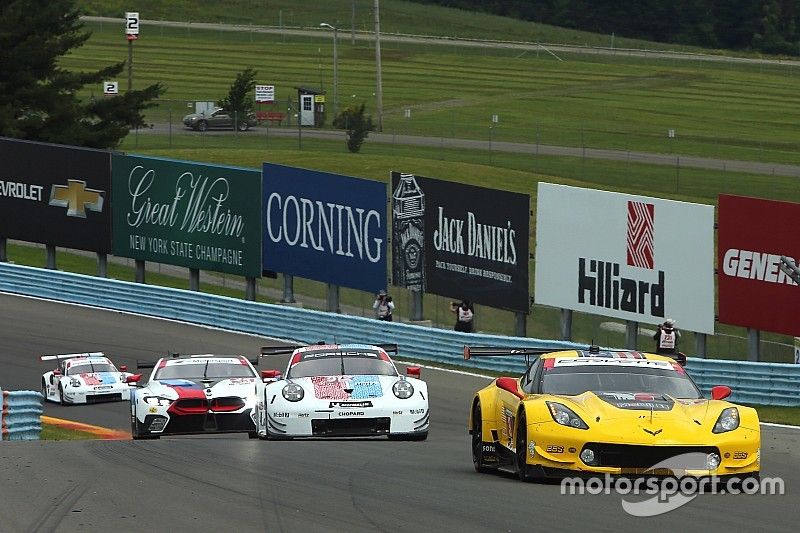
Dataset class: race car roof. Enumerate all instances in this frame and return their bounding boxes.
[540,350,674,362]
[158,355,250,367]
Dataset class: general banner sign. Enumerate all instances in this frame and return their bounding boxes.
[262,163,387,292]
[391,172,530,313]
[718,194,800,336]
[112,154,261,277]
[535,183,715,334]
[0,137,112,252]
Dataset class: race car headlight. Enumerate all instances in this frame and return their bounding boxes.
[546,402,588,429]
[393,380,414,399]
[143,396,171,406]
[282,383,304,402]
[69,378,81,387]
[712,407,739,433]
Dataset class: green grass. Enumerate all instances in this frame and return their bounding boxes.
[40,423,97,440]
[751,406,800,426]
[77,0,721,53]
[62,19,800,167]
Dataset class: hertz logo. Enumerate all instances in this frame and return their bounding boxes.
[49,179,104,218]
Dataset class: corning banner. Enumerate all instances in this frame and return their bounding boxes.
[0,137,111,252]
[718,194,800,336]
[262,163,387,292]
[535,183,715,334]
[391,172,530,313]
[112,154,262,277]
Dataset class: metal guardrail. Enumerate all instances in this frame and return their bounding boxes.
[1,389,43,441]
[1,263,798,406]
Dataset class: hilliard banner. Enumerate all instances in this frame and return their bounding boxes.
[262,163,387,292]
[0,137,112,252]
[112,155,261,277]
[718,194,800,336]
[391,172,530,313]
[535,183,714,334]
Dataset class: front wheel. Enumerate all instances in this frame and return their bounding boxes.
[237,121,249,132]
[472,403,492,473]
[41,379,48,402]
[196,120,208,132]
[58,385,66,406]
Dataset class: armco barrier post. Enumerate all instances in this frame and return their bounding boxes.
[560,309,572,341]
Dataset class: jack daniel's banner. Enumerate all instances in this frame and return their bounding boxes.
[391,171,530,313]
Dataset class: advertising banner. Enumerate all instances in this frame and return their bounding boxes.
[112,154,261,277]
[391,172,530,313]
[535,183,714,334]
[0,137,111,252]
[262,163,387,292]
[718,194,800,336]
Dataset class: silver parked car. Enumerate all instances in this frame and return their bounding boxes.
[183,107,258,132]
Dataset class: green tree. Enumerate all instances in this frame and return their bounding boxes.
[332,104,375,153]
[0,0,164,148]
[217,67,258,120]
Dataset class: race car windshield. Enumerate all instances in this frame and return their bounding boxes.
[154,362,256,380]
[542,366,701,399]
[67,362,116,375]
[288,357,397,378]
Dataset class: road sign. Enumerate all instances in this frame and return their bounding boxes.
[255,85,275,103]
[125,12,140,36]
[103,81,119,95]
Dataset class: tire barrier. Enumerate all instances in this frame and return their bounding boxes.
[0,262,798,406]
[1,389,43,441]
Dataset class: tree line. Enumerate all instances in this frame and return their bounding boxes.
[409,0,800,55]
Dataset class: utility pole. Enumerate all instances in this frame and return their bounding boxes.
[320,23,339,118]
[374,0,383,132]
[351,0,356,45]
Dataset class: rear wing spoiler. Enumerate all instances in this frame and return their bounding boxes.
[463,346,558,360]
[261,343,399,357]
[40,352,105,362]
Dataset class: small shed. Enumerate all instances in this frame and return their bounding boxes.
[295,86,326,127]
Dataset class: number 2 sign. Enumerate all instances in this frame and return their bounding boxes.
[125,12,140,35]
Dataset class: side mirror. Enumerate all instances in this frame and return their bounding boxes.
[261,369,281,381]
[406,366,421,378]
[120,365,128,372]
[125,374,143,385]
[53,369,62,377]
[711,385,732,401]
[496,377,524,399]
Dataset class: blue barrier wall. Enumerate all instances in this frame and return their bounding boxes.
[1,263,798,406]
[1,390,43,441]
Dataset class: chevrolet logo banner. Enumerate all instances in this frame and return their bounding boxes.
[0,137,112,253]
[49,180,104,218]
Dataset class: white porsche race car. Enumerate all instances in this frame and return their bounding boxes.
[127,354,261,439]
[255,343,429,440]
[40,352,133,405]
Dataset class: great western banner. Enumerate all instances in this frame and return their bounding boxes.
[0,137,111,252]
[262,163,387,292]
[535,183,715,334]
[391,172,530,313]
[112,154,261,277]
[718,194,800,336]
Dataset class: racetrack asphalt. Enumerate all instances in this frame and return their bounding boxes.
[0,293,797,532]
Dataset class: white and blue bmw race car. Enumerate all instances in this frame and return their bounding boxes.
[40,352,133,405]
[255,343,429,440]
[127,354,261,440]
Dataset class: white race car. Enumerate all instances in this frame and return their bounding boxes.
[255,343,429,440]
[40,352,133,405]
[127,354,261,440]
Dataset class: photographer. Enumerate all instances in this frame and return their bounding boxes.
[450,299,474,333]
[373,290,395,321]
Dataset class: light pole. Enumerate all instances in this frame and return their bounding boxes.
[320,23,338,118]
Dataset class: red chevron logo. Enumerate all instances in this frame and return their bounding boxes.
[627,201,654,269]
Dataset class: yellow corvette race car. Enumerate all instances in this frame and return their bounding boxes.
[466,346,760,482]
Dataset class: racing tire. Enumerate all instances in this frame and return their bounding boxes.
[196,120,208,132]
[472,403,492,473]
[237,121,249,132]
[515,410,531,481]
[41,379,48,402]
[58,385,66,406]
